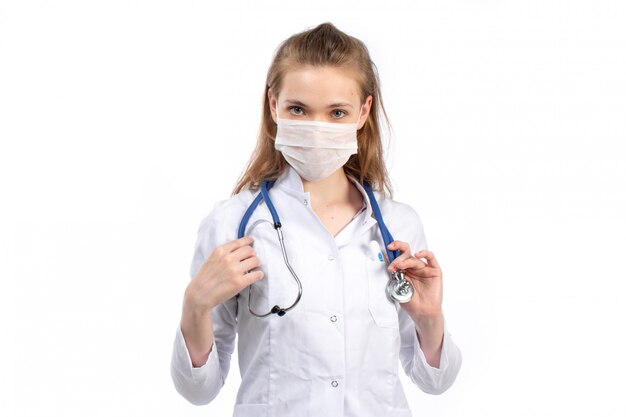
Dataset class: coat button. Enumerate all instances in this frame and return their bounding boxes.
[331,380,339,387]
[303,198,308,205]
[330,315,337,322]
[328,254,335,261]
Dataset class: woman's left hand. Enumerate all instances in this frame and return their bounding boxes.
[386,240,443,320]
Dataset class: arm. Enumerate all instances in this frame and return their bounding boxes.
[398,307,462,395]
[180,295,215,368]
[171,295,238,405]
[413,310,445,368]
[170,208,238,405]
[392,203,462,394]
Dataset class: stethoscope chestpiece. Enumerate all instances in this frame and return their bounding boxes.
[386,270,414,303]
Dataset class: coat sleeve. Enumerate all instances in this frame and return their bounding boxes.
[395,204,463,394]
[170,203,239,405]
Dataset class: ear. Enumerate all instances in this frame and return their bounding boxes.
[268,89,278,124]
[357,95,373,130]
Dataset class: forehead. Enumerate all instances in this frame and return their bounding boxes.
[280,65,361,105]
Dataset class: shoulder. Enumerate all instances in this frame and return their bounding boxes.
[375,191,424,228]
[373,190,428,251]
[196,188,258,242]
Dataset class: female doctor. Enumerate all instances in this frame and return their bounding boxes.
[170,22,462,416]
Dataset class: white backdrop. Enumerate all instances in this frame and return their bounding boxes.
[1,1,625,416]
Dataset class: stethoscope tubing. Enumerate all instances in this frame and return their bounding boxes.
[238,178,398,261]
[237,177,411,316]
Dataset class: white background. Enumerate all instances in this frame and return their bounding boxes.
[1,1,625,416]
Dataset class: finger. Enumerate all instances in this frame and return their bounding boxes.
[387,240,412,272]
[389,256,414,273]
[415,250,441,270]
[388,240,410,255]
[230,244,257,263]
[221,235,254,255]
[395,256,427,272]
[239,255,261,274]
[242,269,264,285]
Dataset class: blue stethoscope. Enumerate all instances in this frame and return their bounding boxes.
[237,179,414,317]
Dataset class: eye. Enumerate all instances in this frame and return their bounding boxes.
[331,109,346,119]
[288,106,304,116]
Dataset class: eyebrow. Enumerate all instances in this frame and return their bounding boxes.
[284,99,354,109]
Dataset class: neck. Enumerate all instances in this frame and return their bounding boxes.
[301,168,352,206]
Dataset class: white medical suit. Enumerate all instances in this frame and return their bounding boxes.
[170,165,462,416]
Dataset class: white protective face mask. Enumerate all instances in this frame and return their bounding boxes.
[274,102,364,182]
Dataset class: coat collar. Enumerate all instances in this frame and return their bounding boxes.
[273,165,378,230]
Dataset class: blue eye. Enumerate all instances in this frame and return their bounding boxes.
[288,106,304,116]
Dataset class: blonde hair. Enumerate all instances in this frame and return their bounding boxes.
[232,22,394,198]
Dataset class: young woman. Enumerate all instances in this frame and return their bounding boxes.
[171,22,462,416]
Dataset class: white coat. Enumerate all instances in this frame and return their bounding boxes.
[170,165,462,416]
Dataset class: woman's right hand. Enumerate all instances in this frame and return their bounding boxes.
[183,235,264,313]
